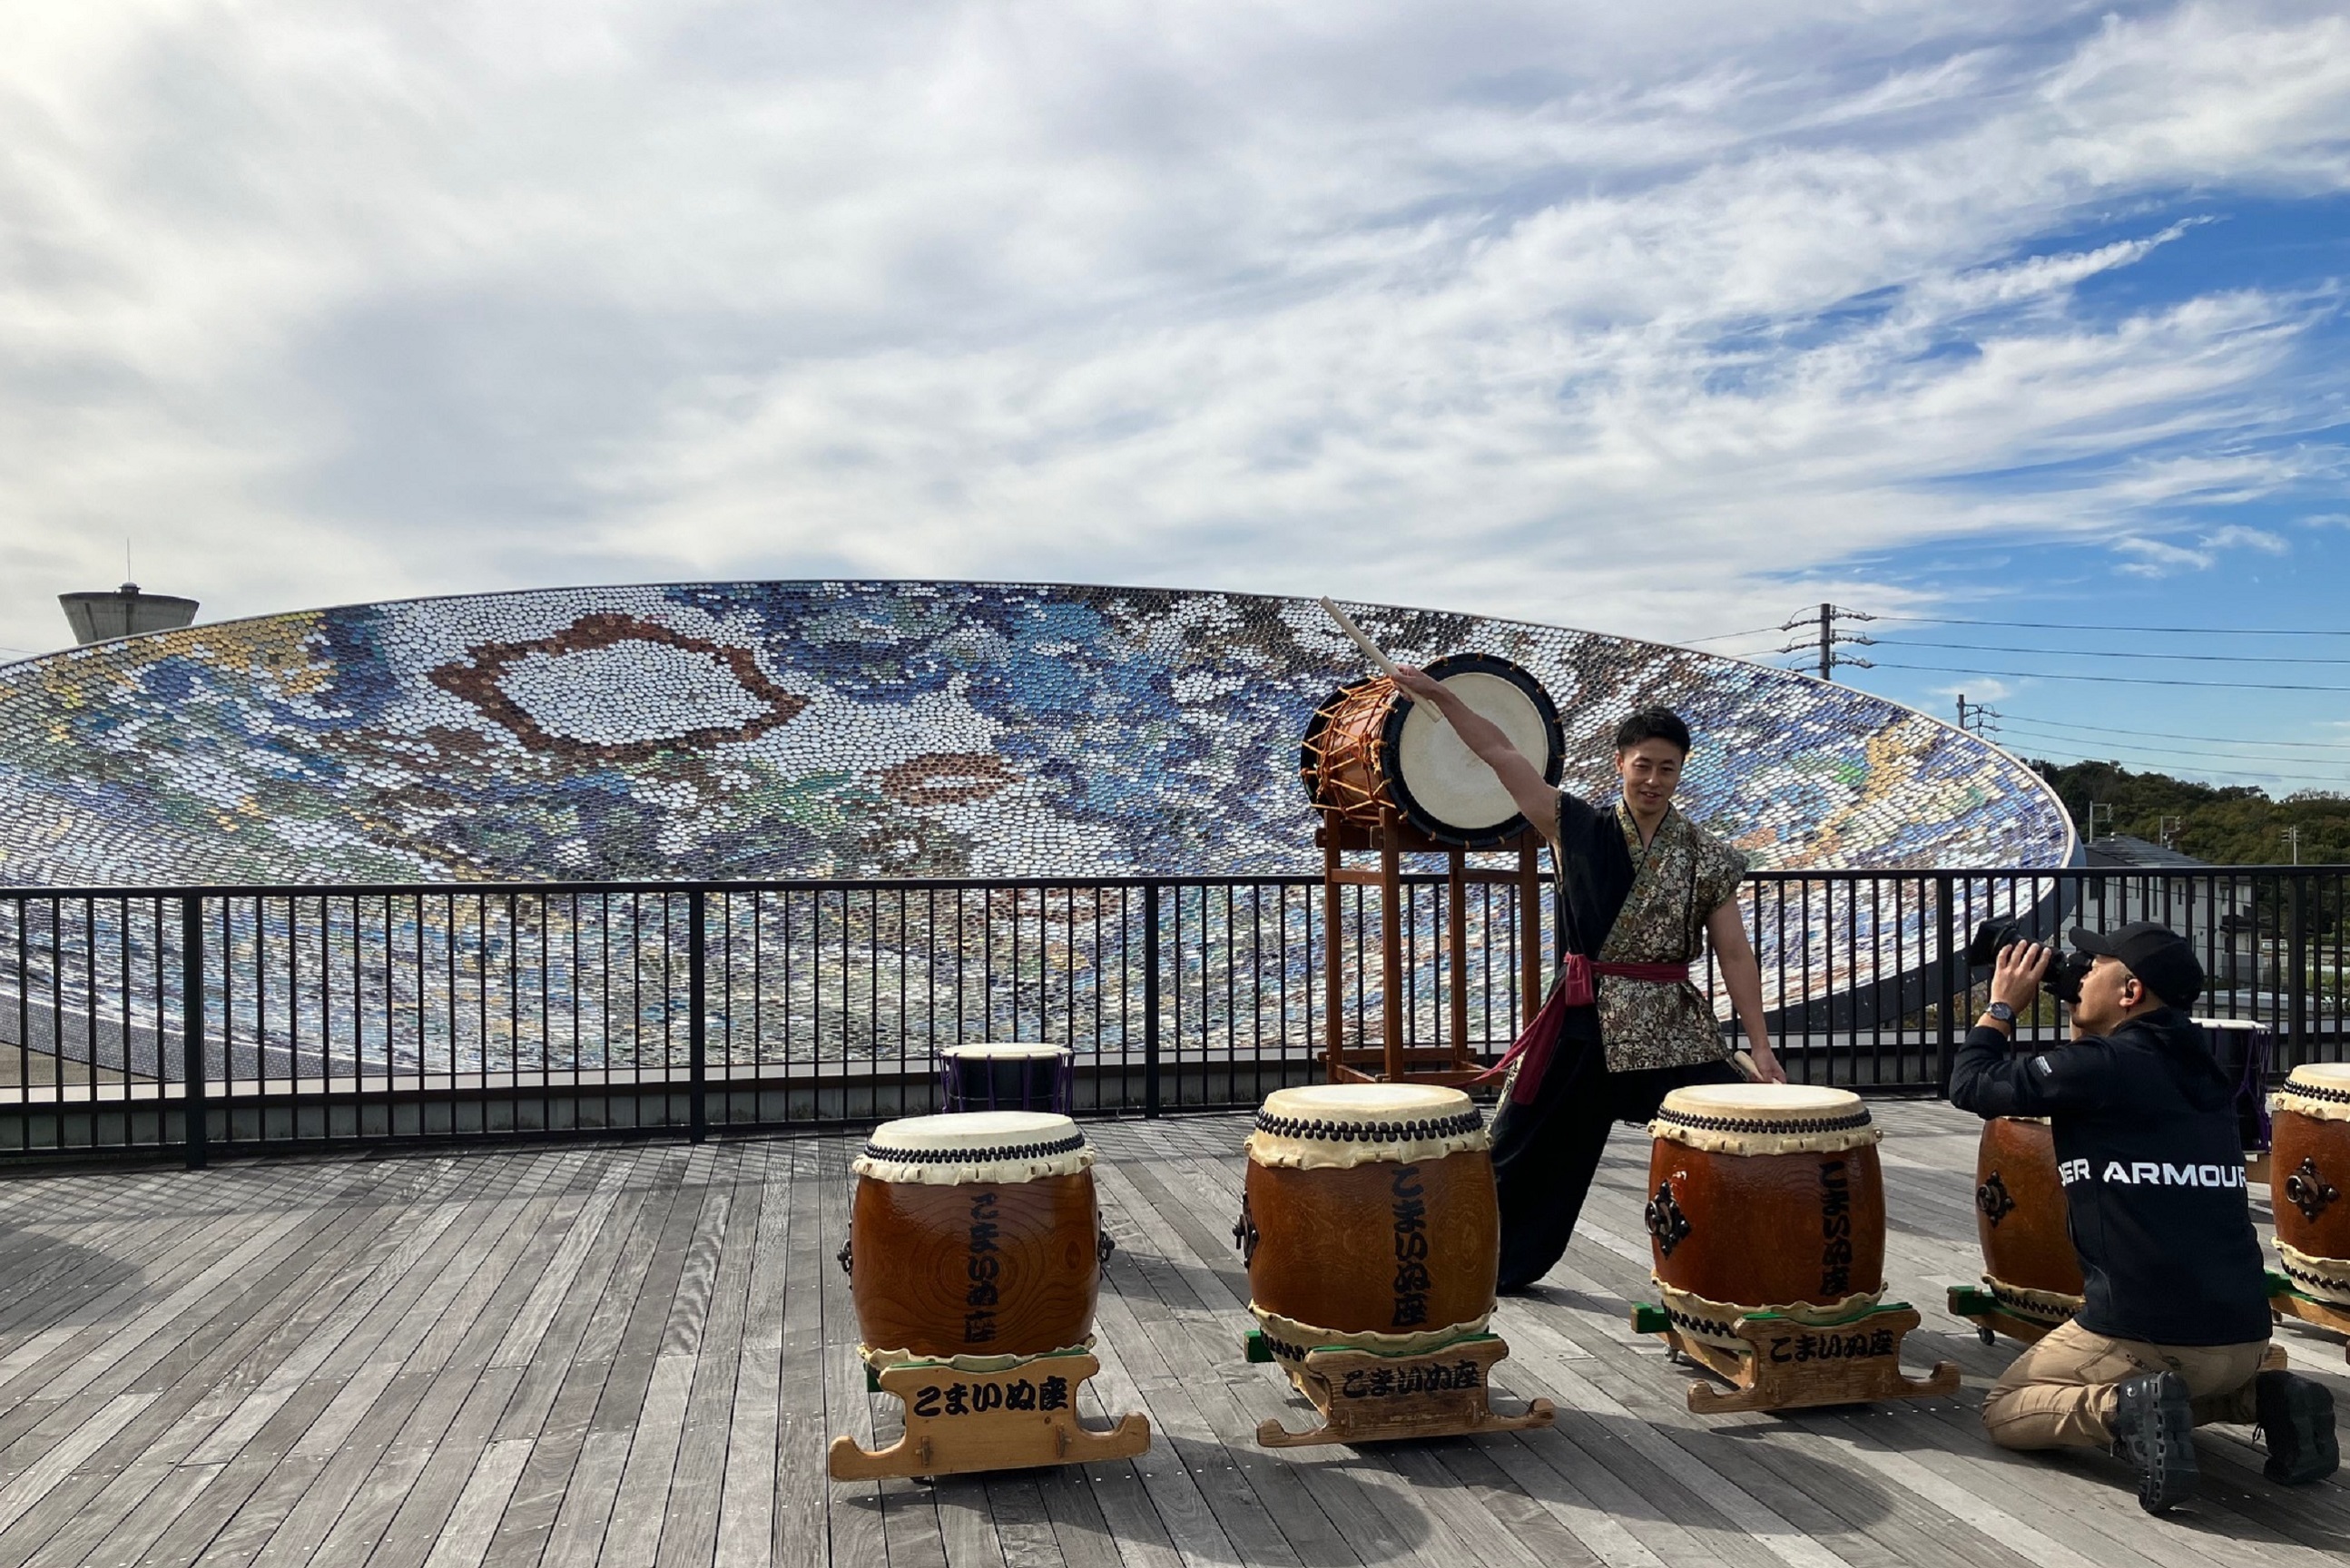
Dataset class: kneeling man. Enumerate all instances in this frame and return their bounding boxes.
[1952,923,2336,1514]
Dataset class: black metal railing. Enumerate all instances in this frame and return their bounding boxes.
[2,865,2344,1161]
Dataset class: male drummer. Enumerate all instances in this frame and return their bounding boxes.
[1953,926,2337,1514]
[1388,671,1785,1291]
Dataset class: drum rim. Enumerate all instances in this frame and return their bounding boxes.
[1381,652,1565,848]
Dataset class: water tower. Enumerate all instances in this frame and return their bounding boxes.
[59,583,200,645]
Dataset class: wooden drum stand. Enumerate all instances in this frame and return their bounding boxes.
[1632,1300,1961,1415]
[830,1350,1149,1480]
[1317,806,1544,1086]
[2268,1270,2350,1366]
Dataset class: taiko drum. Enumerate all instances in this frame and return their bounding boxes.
[2271,1063,2350,1307]
[1645,1084,1886,1344]
[844,1111,1106,1362]
[1238,1083,1499,1364]
[1299,652,1563,848]
[1973,1117,2084,1330]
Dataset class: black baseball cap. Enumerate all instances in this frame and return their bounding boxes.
[2068,921,2203,1007]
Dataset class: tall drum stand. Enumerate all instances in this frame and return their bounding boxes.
[1316,805,1544,1086]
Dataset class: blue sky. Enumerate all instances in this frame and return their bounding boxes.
[1,2,2346,796]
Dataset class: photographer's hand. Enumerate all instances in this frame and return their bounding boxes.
[1990,941,2051,1017]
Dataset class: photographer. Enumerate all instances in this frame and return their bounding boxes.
[1951,922,2335,1514]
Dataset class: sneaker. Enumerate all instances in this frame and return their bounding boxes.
[2255,1370,2339,1486]
[2110,1371,2198,1514]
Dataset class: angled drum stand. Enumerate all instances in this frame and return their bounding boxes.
[1316,806,1544,1086]
[2268,1270,2350,1366]
[1245,1330,1554,1446]
[1631,1300,1961,1415]
[829,1350,1149,1481]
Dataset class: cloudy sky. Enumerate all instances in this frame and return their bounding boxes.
[5,2,2348,791]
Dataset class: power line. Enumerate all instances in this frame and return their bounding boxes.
[1996,721,2350,769]
[1865,659,2350,693]
[1996,713,2350,751]
[1877,614,2350,637]
[1879,638,2350,667]
[1676,624,1789,646]
[2014,746,2350,788]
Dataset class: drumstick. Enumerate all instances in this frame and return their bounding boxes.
[1317,597,1401,680]
[1318,597,1447,728]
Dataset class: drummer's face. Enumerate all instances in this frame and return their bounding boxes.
[1615,740,1686,812]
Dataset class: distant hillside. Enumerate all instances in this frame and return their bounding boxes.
[2030,760,2350,866]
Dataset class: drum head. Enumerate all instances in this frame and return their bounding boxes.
[2286,1063,2350,1091]
[1384,653,1564,847]
[939,1044,1069,1061]
[867,1110,1079,1153]
[1261,1083,1473,1126]
[1660,1083,1862,1122]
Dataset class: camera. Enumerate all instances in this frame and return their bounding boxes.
[1964,922,2092,1005]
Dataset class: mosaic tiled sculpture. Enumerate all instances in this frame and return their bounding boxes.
[0,582,2071,886]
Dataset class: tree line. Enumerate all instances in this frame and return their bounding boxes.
[2030,760,2350,866]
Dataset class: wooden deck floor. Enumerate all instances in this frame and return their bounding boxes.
[0,1102,2345,1567]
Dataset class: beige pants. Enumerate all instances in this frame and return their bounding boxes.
[1983,1319,2267,1450]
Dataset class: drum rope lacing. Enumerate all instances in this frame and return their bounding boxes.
[1252,1109,1486,1143]
[860,1132,1091,1165]
[2282,1080,2350,1108]
[1653,1108,1873,1138]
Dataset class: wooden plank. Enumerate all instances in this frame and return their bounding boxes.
[715,1142,791,1568]
[662,1157,760,1568]
[772,1138,831,1568]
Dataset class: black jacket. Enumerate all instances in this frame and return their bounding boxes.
[1948,1007,2269,1347]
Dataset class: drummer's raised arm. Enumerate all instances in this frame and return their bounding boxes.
[1391,665,1559,844]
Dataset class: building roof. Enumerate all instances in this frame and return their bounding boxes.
[2084,833,2208,869]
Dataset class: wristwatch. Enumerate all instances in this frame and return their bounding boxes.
[1985,1001,2017,1025]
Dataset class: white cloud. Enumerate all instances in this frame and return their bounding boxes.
[2198,524,2290,553]
[2113,536,2215,576]
[0,2,2347,654]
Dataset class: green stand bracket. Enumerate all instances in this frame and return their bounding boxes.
[1630,1302,1671,1337]
[1948,1285,1997,1318]
[1244,1329,1274,1364]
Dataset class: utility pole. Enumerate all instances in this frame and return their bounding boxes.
[1780,603,1874,681]
[1955,694,2001,738]
[2284,823,2302,866]
[2158,815,2182,851]
[2086,801,2114,844]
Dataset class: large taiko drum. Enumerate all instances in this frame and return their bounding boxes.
[1974,1117,2084,1332]
[844,1111,1107,1363]
[1238,1083,1498,1368]
[2271,1063,2350,1307]
[1646,1084,1886,1347]
[1299,652,1563,848]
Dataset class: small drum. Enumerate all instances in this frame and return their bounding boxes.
[1300,652,1563,848]
[2196,1017,2273,1152]
[844,1111,1107,1363]
[1646,1083,1885,1347]
[2271,1063,2350,1307]
[939,1044,1072,1114]
[1239,1083,1498,1367]
[1974,1117,2083,1332]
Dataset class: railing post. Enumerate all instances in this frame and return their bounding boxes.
[2288,873,2309,1073]
[687,888,707,1144]
[1142,881,1162,1119]
[180,894,207,1169]
[1934,873,1957,1096]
